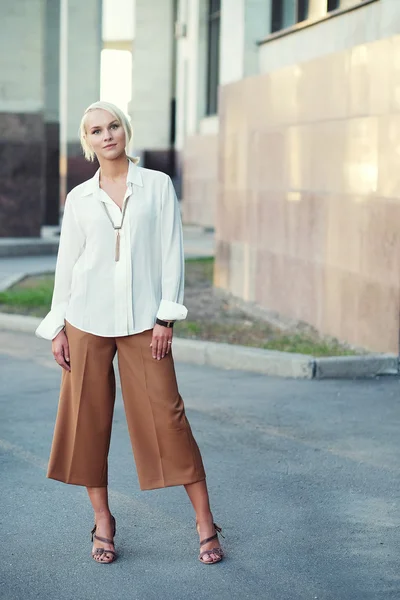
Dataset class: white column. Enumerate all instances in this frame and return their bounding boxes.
[130,0,174,151]
[44,0,61,225]
[308,0,327,20]
[175,0,212,148]
[220,0,271,85]
[60,0,102,194]
[220,0,245,85]
[67,0,102,146]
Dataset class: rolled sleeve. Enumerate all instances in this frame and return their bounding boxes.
[155,176,187,322]
[35,196,85,340]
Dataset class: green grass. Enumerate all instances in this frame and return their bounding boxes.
[0,275,54,312]
[174,321,203,336]
[184,257,214,286]
[262,334,357,357]
[174,322,358,357]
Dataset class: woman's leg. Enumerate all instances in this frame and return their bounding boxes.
[47,323,117,487]
[116,331,206,490]
[87,486,116,562]
[185,480,222,562]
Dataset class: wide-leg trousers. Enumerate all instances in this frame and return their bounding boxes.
[47,321,206,490]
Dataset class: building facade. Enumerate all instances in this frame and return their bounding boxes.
[2,0,400,354]
[137,0,399,355]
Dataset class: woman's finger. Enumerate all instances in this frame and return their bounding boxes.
[160,339,169,359]
[54,350,71,372]
[63,340,70,364]
[157,337,164,360]
[151,336,158,359]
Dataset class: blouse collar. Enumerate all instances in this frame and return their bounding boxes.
[81,158,143,197]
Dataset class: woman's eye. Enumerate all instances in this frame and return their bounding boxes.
[111,124,119,129]
[93,129,100,134]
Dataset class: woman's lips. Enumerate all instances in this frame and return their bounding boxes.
[103,143,117,149]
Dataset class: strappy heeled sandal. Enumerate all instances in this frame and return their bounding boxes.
[196,521,225,565]
[91,515,117,564]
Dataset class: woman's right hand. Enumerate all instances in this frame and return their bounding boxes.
[51,328,71,371]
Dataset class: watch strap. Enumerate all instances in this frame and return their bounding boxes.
[156,318,175,328]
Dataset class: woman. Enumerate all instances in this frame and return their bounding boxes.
[36,101,224,565]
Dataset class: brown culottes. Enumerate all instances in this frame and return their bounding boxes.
[47,321,206,490]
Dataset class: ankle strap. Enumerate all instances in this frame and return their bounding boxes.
[94,534,114,545]
[200,532,218,547]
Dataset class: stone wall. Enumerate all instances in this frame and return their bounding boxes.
[182,133,218,228]
[216,33,400,353]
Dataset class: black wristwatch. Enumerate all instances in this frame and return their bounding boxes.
[156,318,175,328]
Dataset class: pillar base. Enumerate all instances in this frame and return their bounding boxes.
[0,112,44,237]
[67,142,98,193]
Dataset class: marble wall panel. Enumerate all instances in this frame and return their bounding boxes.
[216,33,400,354]
[0,112,44,237]
[182,133,218,228]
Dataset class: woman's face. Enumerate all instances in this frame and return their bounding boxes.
[84,109,126,161]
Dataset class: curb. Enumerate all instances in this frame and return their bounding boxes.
[0,227,213,259]
[0,312,398,379]
[0,270,56,293]
[0,239,59,258]
[313,354,399,379]
[171,337,314,378]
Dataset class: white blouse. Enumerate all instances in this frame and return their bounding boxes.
[35,160,188,340]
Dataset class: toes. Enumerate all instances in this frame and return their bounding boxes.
[202,552,214,563]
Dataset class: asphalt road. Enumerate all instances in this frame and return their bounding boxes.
[0,330,399,600]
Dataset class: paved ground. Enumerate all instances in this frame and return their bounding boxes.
[0,330,399,600]
[0,226,214,290]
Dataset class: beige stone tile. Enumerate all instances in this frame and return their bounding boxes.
[359,197,400,287]
[348,43,370,117]
[389,35,400,112]
[357,279,399,353]
[344,117,378,195]
[286,125,312,191]
[268,65,299,126]
[377,114,400,198]
[309,120,348,194]
[369,39,391,115]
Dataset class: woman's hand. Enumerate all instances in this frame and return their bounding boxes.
[51,328,71,371]
[150,324,173,360]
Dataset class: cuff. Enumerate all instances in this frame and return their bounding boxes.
[35,303,67,340]
[156,299,188,321]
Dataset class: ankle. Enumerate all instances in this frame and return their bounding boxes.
[94,509,112,521]
[196,512,213,525]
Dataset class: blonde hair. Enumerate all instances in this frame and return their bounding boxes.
[79,101,139,164]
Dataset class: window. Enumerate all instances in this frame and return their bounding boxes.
[271,0,308,33]
[206,0,221,116]
[327,0,340,10]
[271,1,369,33]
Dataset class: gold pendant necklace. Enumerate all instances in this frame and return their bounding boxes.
[102,198,129,262]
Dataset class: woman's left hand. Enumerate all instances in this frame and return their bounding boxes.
[150,324,173,360]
